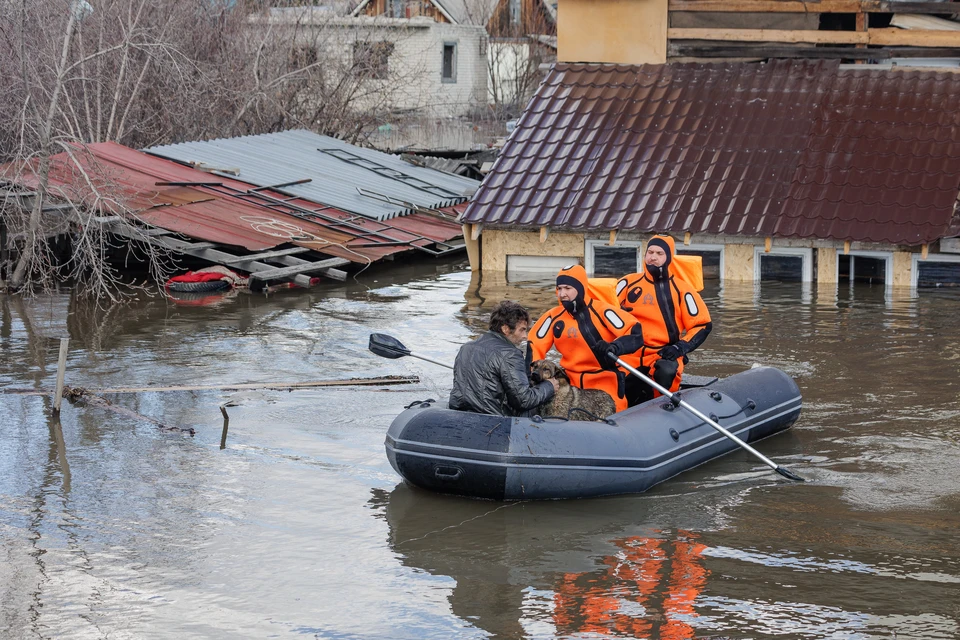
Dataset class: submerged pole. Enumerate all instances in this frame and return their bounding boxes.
[52,337,69,414]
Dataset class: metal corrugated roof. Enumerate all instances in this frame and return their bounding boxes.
[464,60,960,245]
[148,130,480,222]
[6,142,462,262]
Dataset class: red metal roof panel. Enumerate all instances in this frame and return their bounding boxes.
[5,142,461,263]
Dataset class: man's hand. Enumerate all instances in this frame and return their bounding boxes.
[548,378,560,393]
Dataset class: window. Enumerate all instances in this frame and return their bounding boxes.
[837,250,893,286]
[353,41,394,79]
[754,247,813,282]
[509,0,521,24]
[912,253,960,288]
[506,255,574,281]
[586,239,724,280]
[389,0,405,17]
[442,42,457,83]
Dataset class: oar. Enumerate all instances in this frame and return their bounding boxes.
[613,355,805,482]
[369,333,454,370]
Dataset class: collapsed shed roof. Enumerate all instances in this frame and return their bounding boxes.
[5,142,463,262]
[148,130,480,222]
[463,59,960,245]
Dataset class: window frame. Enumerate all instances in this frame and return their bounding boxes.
[585,239,725,279]
[911,252,960,288]
[836,249,894,286]
[753,246,813,283]
[441,41,458,83]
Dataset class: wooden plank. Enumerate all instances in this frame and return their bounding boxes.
[102,221,347,285]
[868,28,960,47]
[670,27,960,47]
[670,43,960,58]
[669,0,960,13]
[3,376,420,396]
[247,257,351,282]
[218,247,311,264]
[669,27,869,44]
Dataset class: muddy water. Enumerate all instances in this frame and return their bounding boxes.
[1,259,959,639]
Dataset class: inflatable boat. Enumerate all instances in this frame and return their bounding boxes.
[384,366,801,500]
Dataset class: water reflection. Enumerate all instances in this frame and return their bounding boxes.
[375,481,960,639]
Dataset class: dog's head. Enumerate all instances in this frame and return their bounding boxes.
[530,359,569,383]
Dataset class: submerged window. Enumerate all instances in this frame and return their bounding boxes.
[442,42,457,83]
[593,246,638,277]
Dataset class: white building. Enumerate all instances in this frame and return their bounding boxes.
[255,9,488,119]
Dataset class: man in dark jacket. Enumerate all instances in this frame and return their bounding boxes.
[449,301,558,416]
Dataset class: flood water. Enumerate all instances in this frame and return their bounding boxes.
[1,258,959,639]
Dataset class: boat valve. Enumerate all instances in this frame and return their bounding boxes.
[669,428,680,442]
[709,413,719,422]
[746,399,757,411]
[709,391,722,402]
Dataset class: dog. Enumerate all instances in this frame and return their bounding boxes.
[530,359,617,420]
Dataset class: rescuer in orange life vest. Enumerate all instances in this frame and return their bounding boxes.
[528,264,645,413]
[616,235,712,406]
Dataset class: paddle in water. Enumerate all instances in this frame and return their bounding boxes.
[369,333,454,369]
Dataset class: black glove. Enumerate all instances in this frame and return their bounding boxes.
[595,340,622,369]
[615,369,626,399]
[658,343,684,361]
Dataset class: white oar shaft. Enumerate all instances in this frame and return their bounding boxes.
[615,357,782,473]
[408,352,454,370]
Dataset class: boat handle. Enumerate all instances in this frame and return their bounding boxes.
[435,466,463,481]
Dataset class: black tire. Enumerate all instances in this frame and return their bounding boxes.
[166,279,230,293]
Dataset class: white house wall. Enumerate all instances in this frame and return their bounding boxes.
[255,14,487,118]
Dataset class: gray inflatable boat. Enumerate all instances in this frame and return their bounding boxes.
[385,366,802,500]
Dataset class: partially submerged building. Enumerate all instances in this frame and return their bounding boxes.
[461,0,960,287]
[4,130,477,289]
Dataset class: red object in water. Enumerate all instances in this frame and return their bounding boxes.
[165,271,228,285]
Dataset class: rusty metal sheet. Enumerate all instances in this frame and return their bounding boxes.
[7,142,462,263]
[464,59,960,246]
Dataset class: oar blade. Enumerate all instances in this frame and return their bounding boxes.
[775,466,805,482]
[369,333,411,360]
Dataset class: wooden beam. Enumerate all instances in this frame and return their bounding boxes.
[669,26,960,47]
[671,43,960,59]
[247,257,351,282]
[669,0,960,13]
[540,226,549,243]
[868,28,960,47]
[921,243,929,259]
[218,247,311,264]
[764,237,772,253]
[669,27,868,44]
[103,221,348,284]
[608,230,618,246]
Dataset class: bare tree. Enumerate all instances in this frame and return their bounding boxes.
[0,0,428,297]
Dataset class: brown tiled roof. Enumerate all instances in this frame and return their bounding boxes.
[463,60,960,245]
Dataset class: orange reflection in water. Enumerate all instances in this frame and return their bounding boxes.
[552,532,709,639]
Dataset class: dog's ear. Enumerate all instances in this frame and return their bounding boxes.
[555,365,570,382]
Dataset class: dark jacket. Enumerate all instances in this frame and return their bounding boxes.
[449,330,555,416]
